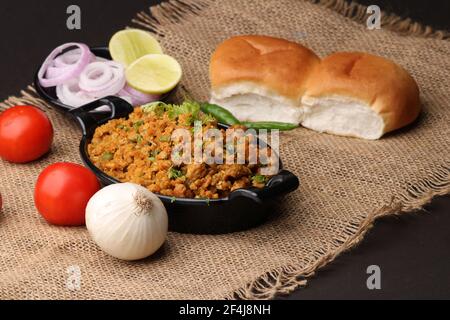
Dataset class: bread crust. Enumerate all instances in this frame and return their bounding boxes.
[210,35,320,101]
[210,37,421,138]
[303,52,421,134]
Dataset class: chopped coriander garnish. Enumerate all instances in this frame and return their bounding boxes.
[142,101,203,122]
[184,115,194,126]
[141,101,168,116]
[201,113,216,124]
[148,156,156,162]
[168,167,184,180]
[170,196,177,204]
[252,174,268,184]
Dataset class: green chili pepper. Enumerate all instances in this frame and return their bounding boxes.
[241,121,299,131]
[200,103,240,126]
[200,103,298,131]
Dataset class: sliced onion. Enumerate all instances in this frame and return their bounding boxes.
[120,84,161,106]
[38,43,92,88]
[46,66,67,78]
[46,49,96,78]
[54,48,96,68]
[79,62,113,90]
[118,95,133,105]
[56,78,96,108]
[95,56,109,62]
[56,79,111,112]
[79,61,126,97]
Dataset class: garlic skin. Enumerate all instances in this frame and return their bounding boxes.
[86,183,168,261]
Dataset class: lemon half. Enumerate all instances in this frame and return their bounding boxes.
[109,29,163,67]
[125,54,182,95]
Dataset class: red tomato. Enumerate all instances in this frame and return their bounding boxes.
[34,163,101,226]
[0,105,53,163]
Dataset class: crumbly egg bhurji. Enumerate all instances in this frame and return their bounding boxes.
[87,102,272,199]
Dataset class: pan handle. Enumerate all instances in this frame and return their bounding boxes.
[229,170,299,204]
[68,96,134,136]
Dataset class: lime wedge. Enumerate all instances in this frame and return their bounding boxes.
[126,54,182,95]
[109,29,163,67]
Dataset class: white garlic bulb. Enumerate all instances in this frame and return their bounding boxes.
[86,183,168,261]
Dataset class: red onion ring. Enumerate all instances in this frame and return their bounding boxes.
[56,78,111,112]
[53,48,96,68]
[38,43,92,88]
[46,66,67,79]
[79,62,114,90]
[117,95,133,105]
[46,49,97,78]
[56,78,96,108]
[120,84,161,106]
[78,61,126,97]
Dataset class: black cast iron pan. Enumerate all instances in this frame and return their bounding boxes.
[34,47,300,234]
[66,97,299,234]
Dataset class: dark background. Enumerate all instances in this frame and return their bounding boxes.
[0,0,449,300]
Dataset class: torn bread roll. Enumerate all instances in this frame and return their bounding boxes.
[210,35,320,124]
[209,36,421,140]
[301,52,421,140]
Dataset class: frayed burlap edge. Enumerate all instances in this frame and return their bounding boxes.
[227,163,450,299]
[308,0,449,39]
[1,0,448,301]
[0,86,49,111]
[131,0,450,40]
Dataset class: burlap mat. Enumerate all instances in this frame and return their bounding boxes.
[0,0,449,300]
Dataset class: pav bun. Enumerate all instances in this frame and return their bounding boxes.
[209,36,421,139]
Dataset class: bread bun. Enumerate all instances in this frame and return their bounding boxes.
[210,35,320,124]
[209,36,421,139]
[301,52,421,139]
